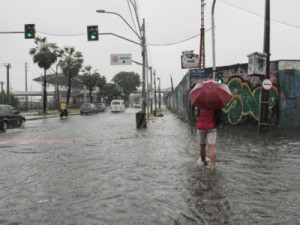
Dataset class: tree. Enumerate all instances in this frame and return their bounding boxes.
[112,71,140,103]
[59,46,84,106]
[0,92,19,107]
[29,36,59,113]
[101,83,123,104]
[81,66,106,103]
[97,74,107,102]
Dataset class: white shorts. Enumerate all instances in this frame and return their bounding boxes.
[197,129,217,145]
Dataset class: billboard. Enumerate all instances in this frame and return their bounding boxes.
[181,50,199,69]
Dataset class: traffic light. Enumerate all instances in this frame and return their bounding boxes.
[217,72,223,83]
[217,78,224,83]
[87,25,99,41]
[24,24,35,39]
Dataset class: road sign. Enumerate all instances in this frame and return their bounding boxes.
[110,54,132,65]
[190,69,206,78]
[262,78,273,91]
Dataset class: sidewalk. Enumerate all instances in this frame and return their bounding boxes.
[23,111,79,120]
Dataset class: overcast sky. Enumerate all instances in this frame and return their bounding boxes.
[0,0,300,92]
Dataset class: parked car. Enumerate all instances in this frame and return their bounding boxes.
[80,103,97,115]
[95,103,106,112]
[0,104,25,132]
[111,99,125,112]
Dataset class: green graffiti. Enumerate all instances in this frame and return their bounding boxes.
[224,77,278,125]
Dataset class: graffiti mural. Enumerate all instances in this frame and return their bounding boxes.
[223,76,278,125]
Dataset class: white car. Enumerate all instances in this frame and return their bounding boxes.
[111,100,125,112]
[133,102,142,108]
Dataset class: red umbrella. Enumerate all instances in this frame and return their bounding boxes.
[189,80,232,109]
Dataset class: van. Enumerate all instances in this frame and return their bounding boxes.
[111,99,125,112]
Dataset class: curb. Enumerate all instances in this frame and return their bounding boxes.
[25,113,79,121]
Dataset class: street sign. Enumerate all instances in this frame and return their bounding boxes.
[149,89,154,99]
[262,78,273,91]
[190,69,206,78]
[110,54,132,65]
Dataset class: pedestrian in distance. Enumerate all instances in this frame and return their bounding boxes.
[195,107,222,170]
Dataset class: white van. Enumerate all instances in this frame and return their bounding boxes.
[111,99,125,112]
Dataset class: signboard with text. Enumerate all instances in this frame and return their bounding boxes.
[181,50,199,69]
[190,69,206,78]
[262,78,273,91]
[110,54,132,65]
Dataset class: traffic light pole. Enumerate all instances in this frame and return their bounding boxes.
[96,10,147,128]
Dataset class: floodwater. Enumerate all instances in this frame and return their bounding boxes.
[0,108,299,225]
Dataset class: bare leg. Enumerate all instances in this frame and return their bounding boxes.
[200,144,206,162]
[208,144,216,170]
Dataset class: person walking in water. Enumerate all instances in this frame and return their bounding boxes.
[195,107,218,170]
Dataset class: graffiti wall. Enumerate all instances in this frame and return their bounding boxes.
[224,76,278,125]
[167,60,300,128]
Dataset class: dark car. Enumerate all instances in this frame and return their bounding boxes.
[80,103,97,115]
[0,105,25,132]
[95,103,106,112]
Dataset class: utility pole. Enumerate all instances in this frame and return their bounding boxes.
[199,0,206,69]
[157,77,161,108]
[3,63,11,104]
[154,70,157,111]
[259,0,271,133]
[149,67,153,114]
[211,0,217,81]
[142,18,146,113]
[0,81,4,103]
[25,62,28,110]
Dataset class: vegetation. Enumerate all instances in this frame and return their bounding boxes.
[81,66,106,103]
[29,36,59,113]
[59,46,84,105]
[112,71,140,104]
[27,37,143,109]
[101,83,123,104]
[0,92,19,107]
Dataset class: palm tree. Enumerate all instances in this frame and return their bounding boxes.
[29,36,59,113]
[81,66,104,103]
[59,47,84,106]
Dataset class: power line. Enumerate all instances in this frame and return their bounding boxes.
[219,0,300,29]
[31,1,300,47]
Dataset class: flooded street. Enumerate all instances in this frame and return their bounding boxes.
[0,108,299,225]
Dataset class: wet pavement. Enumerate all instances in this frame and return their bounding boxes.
[0,108,299,225]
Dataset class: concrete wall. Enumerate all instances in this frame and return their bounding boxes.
[167,60,300,128]
[278,61,300,128]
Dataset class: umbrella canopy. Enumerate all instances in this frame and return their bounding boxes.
[189,80,232,109]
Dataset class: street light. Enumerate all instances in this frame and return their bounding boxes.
[96,10,141,40]
[96,9,148,128]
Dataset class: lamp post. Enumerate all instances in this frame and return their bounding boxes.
[96,10,141,40]
[157,77,161,108]
[96,10,146,114]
